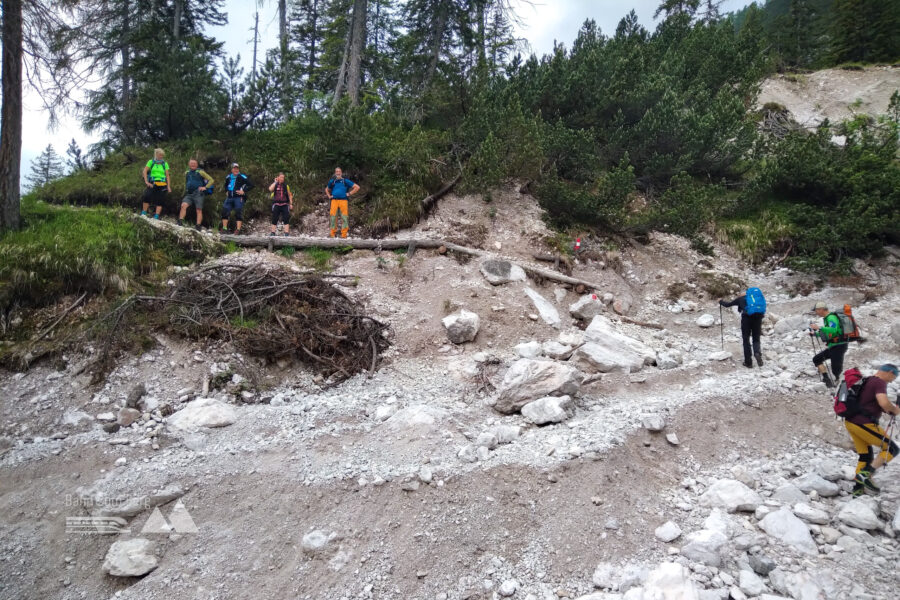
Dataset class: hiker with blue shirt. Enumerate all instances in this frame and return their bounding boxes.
[141,148,170,219]
[720,287,766,368]
[221,163,253,234]
[178,159,214,230]
[325,167,360,238]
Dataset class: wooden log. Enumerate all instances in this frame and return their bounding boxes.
[419,172,462,216]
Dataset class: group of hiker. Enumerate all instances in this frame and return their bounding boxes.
[141,148,359,238]
[719,288,898,498]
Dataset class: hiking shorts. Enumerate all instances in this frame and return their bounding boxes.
[182,190,205,210]
[143,185,168,207]
[222,196,244,221]
[271,204,290,225]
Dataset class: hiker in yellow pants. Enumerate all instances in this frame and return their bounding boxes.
[843,364,899,497]
[325,167,359,238]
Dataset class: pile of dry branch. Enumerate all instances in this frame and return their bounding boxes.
[164,263,389,380]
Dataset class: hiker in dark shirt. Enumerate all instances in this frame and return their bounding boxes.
[844,364,899,497]
[719,288,765,368]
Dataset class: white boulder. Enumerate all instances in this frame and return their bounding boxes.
[167,398,236,432]
[584,316,656,366]
[102,538,159,577]
[524,287,561,327]
[570,342,645,374]
[699,479,762,513]
[680,529,728,566]
[442,310,480,344]
[792,473,839,497]
[837,497,882,530]
[655,521,682,543]
[570,294,605,321]
[696,314,716,328]
[758,507,817,555]
[480,259,526,285]
[792,503,830,525]
[515,341,543,358]
[521,395,574,425]
[656,350,683,370]
[495,359,582,414]
[542,341,575,360]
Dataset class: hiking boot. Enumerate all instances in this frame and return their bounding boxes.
[195,224,202,232]
[743,359,753,368]
[851,483,866,498]
[152,214,160,220]
[268,231,276,237]
[282,232,289,237]
[755,353,763,367]
[822,373,835,388]
[855,471,880,494]
[140,210,148,217]
[176,219,183,227]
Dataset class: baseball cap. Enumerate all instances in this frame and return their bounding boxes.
[879,364,899,376]
[231,162,240,168]
[812,301,827,310]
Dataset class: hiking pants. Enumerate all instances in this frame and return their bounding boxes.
[813,343,847,378]
[845,420,897,474]
[740,313,763,363]
[222,196,244,222]
[329,198,349,237]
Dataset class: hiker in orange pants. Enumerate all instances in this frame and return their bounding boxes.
[324,167,359,238]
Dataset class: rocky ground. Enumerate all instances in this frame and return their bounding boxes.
[1,190,900,600]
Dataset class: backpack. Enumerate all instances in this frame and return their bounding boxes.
[829,305,861,343]
[147,159,168,184]
[745,287,766,315]
[833,368,869,418]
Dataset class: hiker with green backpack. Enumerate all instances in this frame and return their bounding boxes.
[809,300,856,388]
[141,148,171,219]
[719,287,766,368]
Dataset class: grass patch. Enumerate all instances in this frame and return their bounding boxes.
[0,199,193,313]
[304,247,333,271]
[279,246,296,258]
[697,270,744,299]
[716,204,795,264]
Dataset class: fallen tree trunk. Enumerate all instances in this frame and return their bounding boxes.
[220,234,604,291]
[132,214,224,255]
[419,172,462,217]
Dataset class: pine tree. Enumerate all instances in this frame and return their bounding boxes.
[26,144,65,190]
[65,139,88,172]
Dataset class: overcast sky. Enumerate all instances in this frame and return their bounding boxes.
[21,0,753,173]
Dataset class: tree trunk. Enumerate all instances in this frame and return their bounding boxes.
[121,0,133,144]
[332,8,353,107]
[251,11,259,82]
[346,0,367,106]
[0,0,24,231]
[476,0,486,70]
[173,0,183,41]
[424,8,447,91]
[306,0,319,109]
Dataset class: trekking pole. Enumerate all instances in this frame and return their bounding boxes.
[719,305,724,350]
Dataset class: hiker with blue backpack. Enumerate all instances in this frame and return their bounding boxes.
[178,159,214,231]
[719,287,766,368]
[221,163,253,234]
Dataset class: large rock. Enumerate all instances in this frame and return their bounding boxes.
[101,538,159,577]
[584,316,656,366]
[758,507,817,555]
[680,529,728,566]
[515,341,543,358]
[642,562,700,600]
[442,310,480,344]
[571,342,645,374]
[521,395,573,425]
[495,359,581,414]
[384,404,447,434]
[656,350,683,370]
[570,294,605,321]
[892,320,900,347]
[699,479,762,513]
[772,484,808,505]
[696,314,716,328]
[837,497,881,530]
[167,398,236,432]
[774,314,812,335]
[792,503,830,525]
[792,473,839,497]
[480,259,526,285]
[542,341,575,360]
[524,287,561,327]
[739,570,767,597]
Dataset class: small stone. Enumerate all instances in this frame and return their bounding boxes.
[739,569,766,596]
[117,408,141,427]
[521,395,574,425]
[696,314,716,328]
[114,457,127,467]
[515,341,543,359]
[442,310,480,344]
[643,414,666,432]
[792,503,830,525]
[301,530,336,555]
[499,579,518,597]
[666,433,680,446]
[749,553,777,576]
[655,521,682,542]
[101,538,158,577]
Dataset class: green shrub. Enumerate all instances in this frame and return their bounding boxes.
[0,199,193,311]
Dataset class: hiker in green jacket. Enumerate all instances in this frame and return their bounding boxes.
[178,159,214,231]
[141,148,171,219]
[809,301,849,388]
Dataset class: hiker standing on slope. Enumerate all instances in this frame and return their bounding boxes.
[325,167,359,238]
[221,163,252,234]
[809,301,849,388]
[268,172,293,237]
[179,159,214,231]
[141,148,171,219]
[841,364,899,497]
[719,287,766,368]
